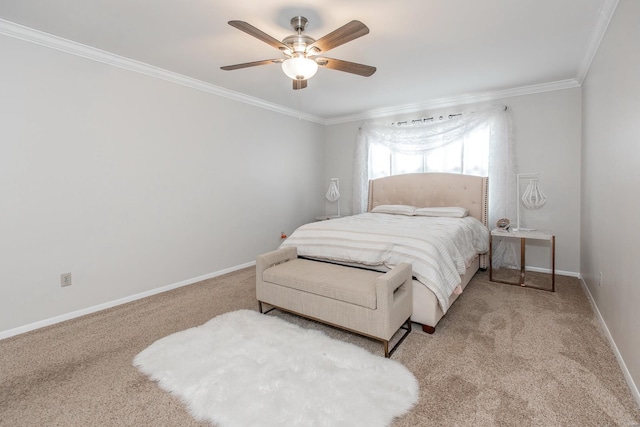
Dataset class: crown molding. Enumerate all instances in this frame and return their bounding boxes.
[575,0,619,84]
[0,10,610,128]
[324,79,581,125]
[0,19,325,125]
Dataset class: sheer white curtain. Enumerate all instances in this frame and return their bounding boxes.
[353,105,518,264]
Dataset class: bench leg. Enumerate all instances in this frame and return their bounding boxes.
[386,317,412,358]
[258,304,411,359]
[258,301,276,315]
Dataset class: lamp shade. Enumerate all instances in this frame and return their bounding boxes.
[326,181,340,202]
[282,56,318,80]
[521,178,547,209]
[515,173,547,231]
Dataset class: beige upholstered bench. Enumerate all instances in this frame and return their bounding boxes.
[256,246,413,357]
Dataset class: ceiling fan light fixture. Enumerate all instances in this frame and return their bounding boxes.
[281,55,318,80]
[222,17,375,89]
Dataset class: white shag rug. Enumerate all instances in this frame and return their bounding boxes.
[133,309,419,427]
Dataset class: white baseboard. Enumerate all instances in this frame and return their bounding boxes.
[579,277,640,408]
[525,266,581,278]
[0,261,256,340]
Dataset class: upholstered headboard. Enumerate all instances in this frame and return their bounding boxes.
[367,172,488,225]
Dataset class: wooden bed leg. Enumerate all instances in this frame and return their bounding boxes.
[421,324,436,334]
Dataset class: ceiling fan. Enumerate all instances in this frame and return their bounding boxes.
[221,16,376,90]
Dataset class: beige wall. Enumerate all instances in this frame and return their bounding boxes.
[324,88,582,274]
[581,0,640,400]
[0,34,325,334]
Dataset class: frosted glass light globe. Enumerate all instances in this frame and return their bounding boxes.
[282,56,318,80]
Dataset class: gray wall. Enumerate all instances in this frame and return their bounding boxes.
[324,88,582,275]
[0,34,325,333]
[581,0,640,399]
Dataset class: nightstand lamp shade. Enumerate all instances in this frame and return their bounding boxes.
[522,177,547,209]
[326,178,340,217]
[515,173,547,231]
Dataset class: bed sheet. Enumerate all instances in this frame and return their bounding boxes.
[279,212,489,313]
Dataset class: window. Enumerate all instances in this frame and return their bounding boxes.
[354,106,513,224]
[368,123,490,180]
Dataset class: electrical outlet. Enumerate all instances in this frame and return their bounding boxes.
[61,273,72,287]
[598,272,603,287]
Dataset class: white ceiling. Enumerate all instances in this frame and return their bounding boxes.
[0,0,615,122]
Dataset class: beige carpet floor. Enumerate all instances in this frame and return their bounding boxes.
[1,268,639,426]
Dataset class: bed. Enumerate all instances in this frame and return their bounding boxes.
[280,172,489,333]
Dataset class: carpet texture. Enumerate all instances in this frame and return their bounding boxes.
[1,268,639,426]
[133,310,418,427]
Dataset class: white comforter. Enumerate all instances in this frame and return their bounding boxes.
[280,213,489,313]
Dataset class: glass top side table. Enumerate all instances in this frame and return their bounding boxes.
[489,228,555,292]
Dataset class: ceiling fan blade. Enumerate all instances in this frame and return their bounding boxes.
[221,59,283,71]
[228,20,289,51]
[316,57,376,77]
[307,20,369,53]
[293,79,308,90]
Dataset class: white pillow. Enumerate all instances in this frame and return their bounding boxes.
[371,204,416,216]
[414,206,469,218]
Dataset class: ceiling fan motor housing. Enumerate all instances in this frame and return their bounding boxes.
[282,34,316,53]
